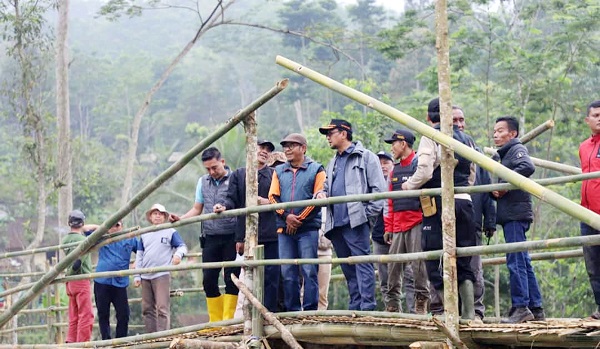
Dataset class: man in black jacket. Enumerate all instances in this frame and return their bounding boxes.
[214,139,279,312]
[492,116,544,323]
[453,106,496,321]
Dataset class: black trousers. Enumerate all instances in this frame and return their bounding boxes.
[202,234,240,297]
[421,197,476,290]
[93,282,130,340]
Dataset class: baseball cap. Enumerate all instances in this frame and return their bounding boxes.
[68,210,85,228]
[376,151,393,162]
[384,129,416,147]
[257,139,275,152]
[280,133,307,146]
[318,119,353,135]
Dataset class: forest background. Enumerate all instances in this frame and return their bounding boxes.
[0,0,599,343]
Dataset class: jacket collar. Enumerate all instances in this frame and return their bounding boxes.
[497,138,521,158]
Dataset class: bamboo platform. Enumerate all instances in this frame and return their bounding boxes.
[111,315,600,349]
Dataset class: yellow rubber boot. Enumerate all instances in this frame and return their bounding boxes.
[222,294,238,320]
[206,295,224,323]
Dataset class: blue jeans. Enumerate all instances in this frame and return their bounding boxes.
[503,221,542,308]
[263,241,280,313]
[278,229,319,311]
[329,223,376,311]
[581,222,600,306]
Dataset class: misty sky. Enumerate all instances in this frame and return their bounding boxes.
[338,0,404,13]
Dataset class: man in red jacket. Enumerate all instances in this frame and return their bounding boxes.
[580,99,600,319]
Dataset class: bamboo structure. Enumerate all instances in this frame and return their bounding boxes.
[520,119,554,145]
[231,274,303,349]
[434,0,460,340]
[0,79,289,328]
[275,56,600,229]
[483,147,581,175]
[170,338,239,349]
[242,111,258,338]
[431,317,471,349]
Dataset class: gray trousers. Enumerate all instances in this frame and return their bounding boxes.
[387,223,429,312]
[373,240,391,308]
[141,274,171,333]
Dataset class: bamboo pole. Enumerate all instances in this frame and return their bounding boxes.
[410,342,449,349]
[274,55,600,231]
[169,338,238,349]
[0,79,289,328]
[243,111,258,339]
[251,246,264,338]
[520,119,554,145]
[431,317,470,349]
[484,147,581,175]
[1,171,595,271]
[231,274,303,349]
[434,0,460,338]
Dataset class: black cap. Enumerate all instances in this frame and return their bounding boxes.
[384,129,416,147]
[257,139,275,152]
[318,119,353,135]
[376,151,393,162]
[68,210,85,228]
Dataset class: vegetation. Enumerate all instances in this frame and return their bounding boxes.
[0,0,598,342]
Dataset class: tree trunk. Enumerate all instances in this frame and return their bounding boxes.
[119,1,235,206]
[56,0,73,228]
[434,0,459,346]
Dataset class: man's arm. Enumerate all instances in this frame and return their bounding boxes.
[403,137,437,190]
[511,144,535,178]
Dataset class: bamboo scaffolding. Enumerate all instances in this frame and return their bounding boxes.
[231,274,302,349]
[410,342,449,349]
[0,79,289,328]
[2,170,596,270]
[520,119,554,145]
[483,147,581,175]
[274,55,600,231]
[170,338,238,349]
[431,317,471,349]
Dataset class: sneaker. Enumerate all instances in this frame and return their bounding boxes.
[585,310,600,320]
[501,307,534,324]
[415,294,428,315]
[529,307,546,321]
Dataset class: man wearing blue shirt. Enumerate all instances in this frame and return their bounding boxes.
[93,221,137,339]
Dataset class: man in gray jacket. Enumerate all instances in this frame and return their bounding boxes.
[317,119,387,311]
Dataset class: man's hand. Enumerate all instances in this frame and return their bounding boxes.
[316,192,327,200]
[383,232,393,245]
[134,279,141,288]
[484,228,496,239]
[285,214,302,234]
[213,203,226,213]
[257,196,270,205]
[172,255,182,265]
[401,182,408,190]
[492,190,507,199]
[169,213,181,222]
[236,242,245,254]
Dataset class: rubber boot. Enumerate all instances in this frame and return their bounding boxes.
[459,280,475,320]
[206,295,224,323]
[222,294,238,320]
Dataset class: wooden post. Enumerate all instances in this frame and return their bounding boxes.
[252,245,264,338]
[169,338,238,349]
[45,262,53,343]
[53,256,63,343]
[243,111,259,338]
[434,0,460,344]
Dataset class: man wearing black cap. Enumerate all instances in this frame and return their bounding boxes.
[214,139,280,313]
[384,129,429,314]
[269,133,326,311]
[401,98,477,320]
[316,119,387,311]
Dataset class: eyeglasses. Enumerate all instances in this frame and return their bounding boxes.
[326,130,341,137]
[282,143,300,150]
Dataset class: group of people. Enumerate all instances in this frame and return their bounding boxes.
[60,97,600,341]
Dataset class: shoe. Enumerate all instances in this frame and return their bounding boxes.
[459,280,475,320]
[222,294,238,320]
[529,306,546,321]
[415,294,429,315]
[471,314,484,324]
[501,307,534,324]
[386,305,399,313]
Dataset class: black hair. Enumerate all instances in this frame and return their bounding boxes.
[428,112,440,123]
[343,129,353,141]
[587,100,600,116]
[452,105,463,112]
[201,147,222,162]
[495,116,520,137]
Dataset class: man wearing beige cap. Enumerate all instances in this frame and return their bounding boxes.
[317,119,387,311]
[269,133,326,311]
[135,203,187,333]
